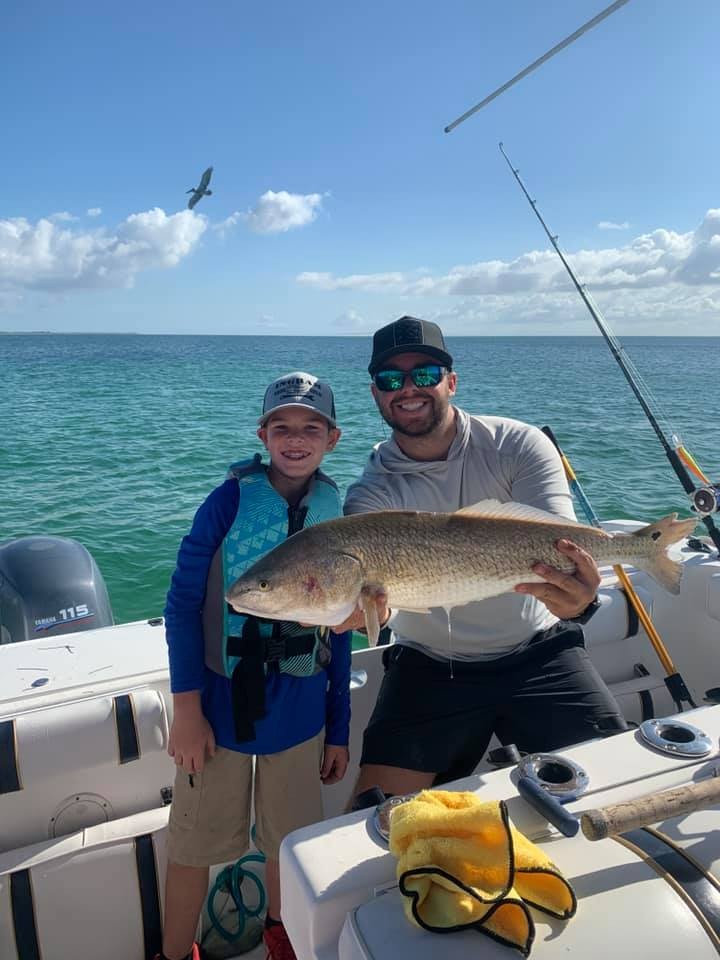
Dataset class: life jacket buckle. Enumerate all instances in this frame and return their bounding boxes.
[264,635,287,662]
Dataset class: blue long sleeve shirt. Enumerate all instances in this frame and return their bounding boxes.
[164,476,351,754]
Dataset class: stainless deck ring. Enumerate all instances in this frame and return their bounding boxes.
[517,753,590,801]
[639,717,714,758]
[371,793,416,845]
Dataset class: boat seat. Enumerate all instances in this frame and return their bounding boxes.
[0,689,175,851]
[0,806,169,960]
[584,581,681,723]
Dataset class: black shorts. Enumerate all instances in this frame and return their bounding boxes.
[360,622,627,782]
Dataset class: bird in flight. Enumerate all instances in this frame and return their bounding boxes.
[187,166,213,210]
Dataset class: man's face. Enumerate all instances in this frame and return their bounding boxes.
[370,351,457,438]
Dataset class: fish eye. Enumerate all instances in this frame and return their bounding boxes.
[259,580,269,591]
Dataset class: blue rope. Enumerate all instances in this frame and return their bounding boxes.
[205,852,267,943]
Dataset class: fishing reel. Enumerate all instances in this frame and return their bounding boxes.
[690,484,720,516]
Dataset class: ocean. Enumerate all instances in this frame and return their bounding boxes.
[2,334,719,624]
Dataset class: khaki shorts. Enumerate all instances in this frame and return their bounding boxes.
[167,733,324,866]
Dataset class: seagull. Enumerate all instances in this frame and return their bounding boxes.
[186,166,213,210]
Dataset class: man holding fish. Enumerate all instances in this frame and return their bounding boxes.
[226,315,695,801]
[338,315,628,798]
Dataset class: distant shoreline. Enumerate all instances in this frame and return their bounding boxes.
[1,331,719,339]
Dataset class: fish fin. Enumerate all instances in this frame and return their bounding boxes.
[454,499,580,525]
[631,514,698,594]
[360,592,381,648]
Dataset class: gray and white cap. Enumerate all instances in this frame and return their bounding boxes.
[259,371,337,427]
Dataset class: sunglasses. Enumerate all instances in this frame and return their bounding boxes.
[372,364,448,392]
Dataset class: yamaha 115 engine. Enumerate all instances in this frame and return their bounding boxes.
[0,536,114,645]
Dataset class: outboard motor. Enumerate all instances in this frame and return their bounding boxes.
[0,536,114,645]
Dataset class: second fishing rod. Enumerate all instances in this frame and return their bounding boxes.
[498,142,720,555]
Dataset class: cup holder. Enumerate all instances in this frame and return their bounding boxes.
[639,717,713,757]
[516,753,589,801]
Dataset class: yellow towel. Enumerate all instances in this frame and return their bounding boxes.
[389,789,576,956]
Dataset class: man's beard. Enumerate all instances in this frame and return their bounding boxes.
[380,394,448,437]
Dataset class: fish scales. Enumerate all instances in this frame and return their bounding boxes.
[225,502,697,645]
[306,512,612,607]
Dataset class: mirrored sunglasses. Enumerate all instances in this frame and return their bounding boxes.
[372,364,447,392]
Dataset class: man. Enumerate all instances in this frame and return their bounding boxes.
[343,315,626,799]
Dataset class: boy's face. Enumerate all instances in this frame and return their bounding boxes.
[258,406,340,482]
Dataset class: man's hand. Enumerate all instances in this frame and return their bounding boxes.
[168,691,216,774]
[514,538,600,620]
[321,743,350,784]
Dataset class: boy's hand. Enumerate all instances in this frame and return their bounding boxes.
[321,744,350,784]
[169,691,216,774]
[331,592,390,634]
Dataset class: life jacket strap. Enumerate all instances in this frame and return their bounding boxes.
[227,617,318,743]
[226,625,317,662]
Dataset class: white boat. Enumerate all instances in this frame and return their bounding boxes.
[1,522,719,959]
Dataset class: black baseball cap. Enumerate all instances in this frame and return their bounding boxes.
[368,316,453,375]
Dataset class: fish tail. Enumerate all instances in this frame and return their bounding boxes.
[631,514,698,594]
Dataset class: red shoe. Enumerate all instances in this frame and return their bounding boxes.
[263,923,298,960]
[152,945,202,960]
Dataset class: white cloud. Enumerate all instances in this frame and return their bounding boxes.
[0,208,207,294]
[297,210,720,297]
[297,270,427,292]
[87,207,102,217]
[214,211,244,235]
[598,220,630,230]
[256,314,288,330]
[246,190,324,234]
[213,191,325,237]
[332,309,368,331]
[49,211,78,223]
[430,284,720,335]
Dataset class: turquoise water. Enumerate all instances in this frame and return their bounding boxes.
[2,334,719,623]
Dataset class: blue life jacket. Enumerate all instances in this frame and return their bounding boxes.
[203,454,342,681]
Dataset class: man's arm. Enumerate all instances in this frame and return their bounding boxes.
[509,425,600,618]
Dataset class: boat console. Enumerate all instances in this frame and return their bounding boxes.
[281,706,720,960]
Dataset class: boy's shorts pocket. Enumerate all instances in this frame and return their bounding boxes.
[169,767,204,829]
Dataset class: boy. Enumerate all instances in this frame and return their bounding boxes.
[160,372,351,960]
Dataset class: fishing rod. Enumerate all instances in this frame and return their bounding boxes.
[444,0,632,134]
[499,142,720,554]
[542,425,696,712]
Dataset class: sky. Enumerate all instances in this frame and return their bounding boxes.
[2,0,719,336]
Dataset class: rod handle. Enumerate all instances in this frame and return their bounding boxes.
[517,776,579,837]
[541,424,562,451]
[581,777,720,841]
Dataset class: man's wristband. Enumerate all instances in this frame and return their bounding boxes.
[567,597,601,625]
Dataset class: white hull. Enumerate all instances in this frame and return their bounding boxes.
[1,528,719,958]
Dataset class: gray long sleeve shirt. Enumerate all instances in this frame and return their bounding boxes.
[344,407,576,661]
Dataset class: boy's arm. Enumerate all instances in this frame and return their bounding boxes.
[321,632,351,784]
[164,479,239,692]
[323,629,351,747]
[164,479,239,772]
